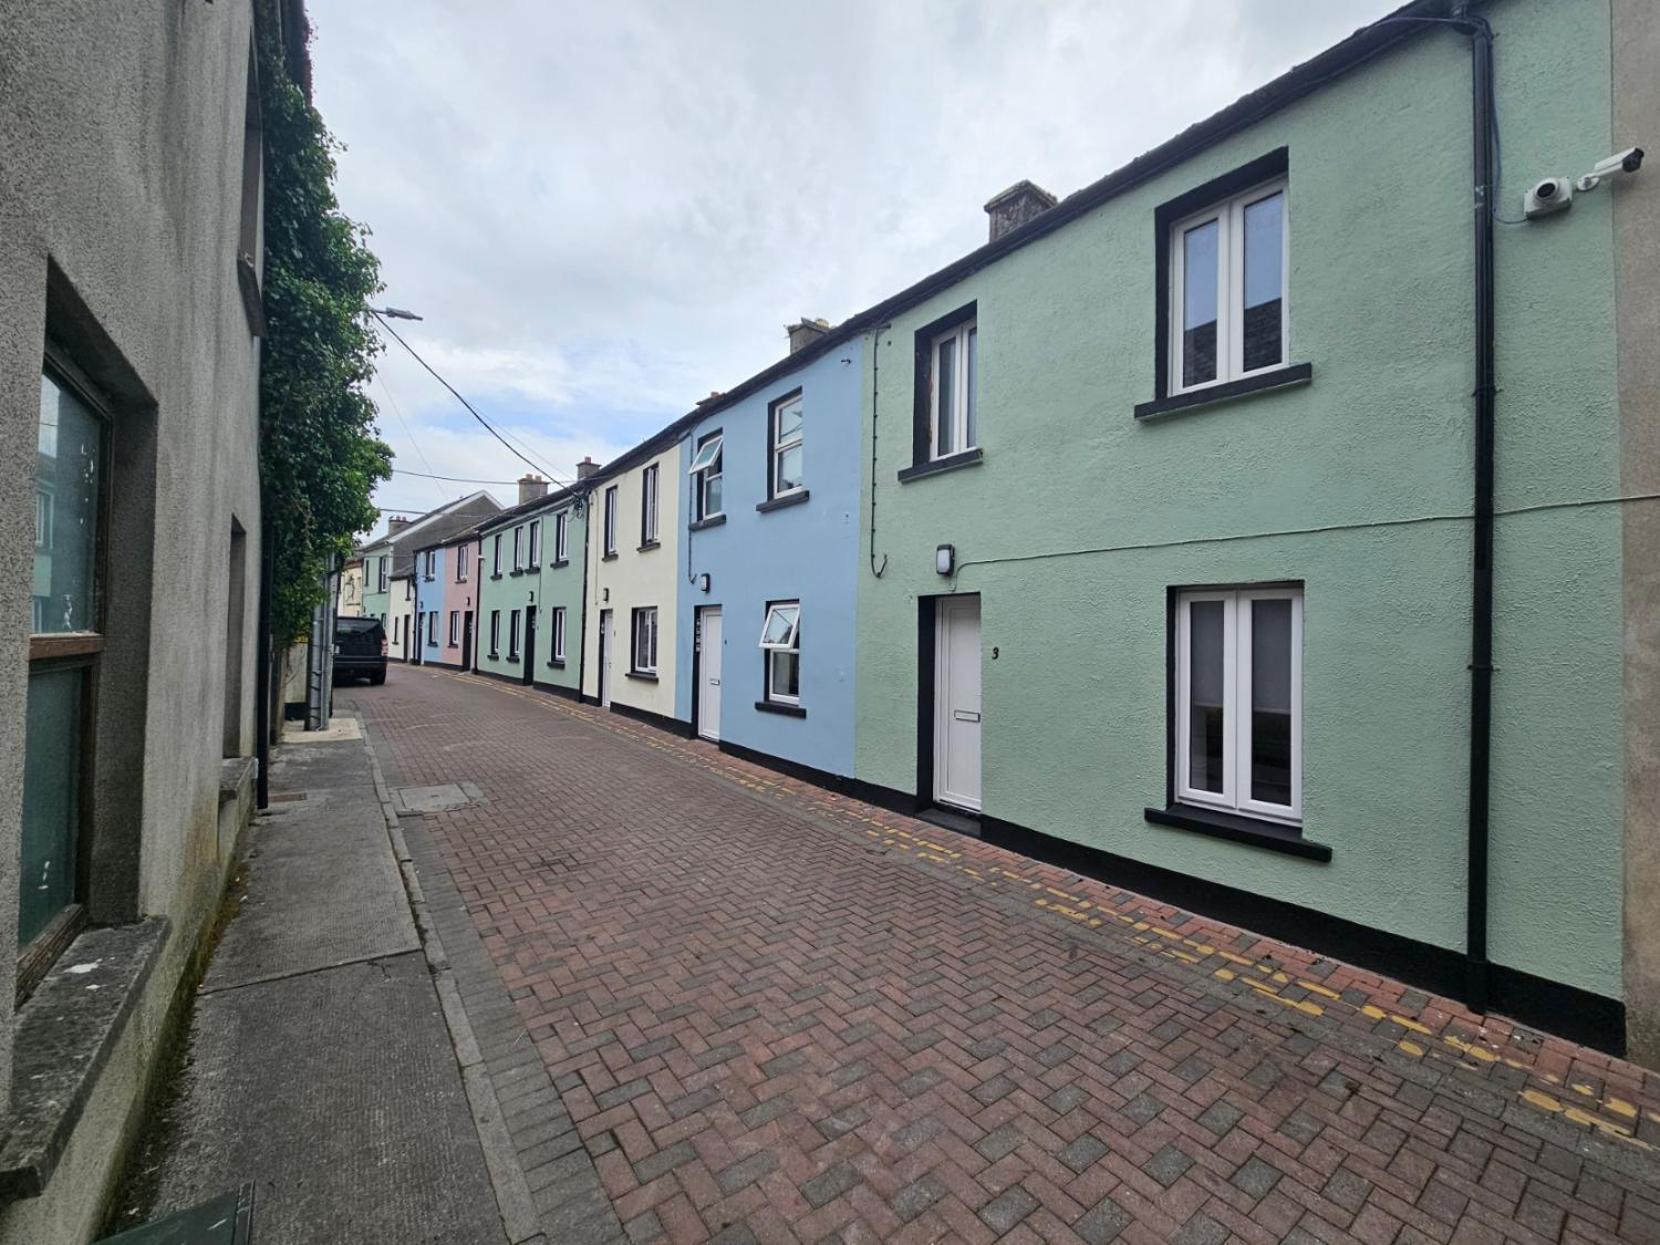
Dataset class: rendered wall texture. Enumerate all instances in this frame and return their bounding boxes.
[675,342,865,773]
[416,545,447,664]
[854,0,1625,1000]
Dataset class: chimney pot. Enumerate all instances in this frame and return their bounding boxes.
[575,457,600,480]
[984,179,1058,242]
[518,473,549,505]
[387,515,411,536]
[786,317,832,354]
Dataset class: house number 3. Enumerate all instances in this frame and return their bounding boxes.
[991,646,999,659]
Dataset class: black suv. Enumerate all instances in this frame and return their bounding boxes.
[334,616,387,685]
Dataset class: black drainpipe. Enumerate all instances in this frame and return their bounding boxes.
[1457,2,1496,1015]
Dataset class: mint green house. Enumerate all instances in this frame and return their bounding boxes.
[474,476,588,697]
[847,0,1659,1059]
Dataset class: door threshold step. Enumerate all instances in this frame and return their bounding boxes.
[918,807,982,839]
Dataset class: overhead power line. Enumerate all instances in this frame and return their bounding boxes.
[392,467,520,486]
[369,310,577,491]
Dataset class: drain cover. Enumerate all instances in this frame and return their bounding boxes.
[392,782,483,815]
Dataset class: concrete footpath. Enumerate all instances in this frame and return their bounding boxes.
[113,719,520,1244]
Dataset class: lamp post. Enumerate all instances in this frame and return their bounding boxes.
[369,306,423,321]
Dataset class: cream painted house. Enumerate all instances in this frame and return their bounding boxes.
[582,419,694,732]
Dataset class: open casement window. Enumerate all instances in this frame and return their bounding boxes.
[1170,178,1287,394]
[551,606,566,661]
[641,464,660,544]
[528,519,540,566]
[759,602,801,705]
[22,366,110,994]
[603,487,618,555]
[689,432,723,521]
[770,394,803,497]
[632,607,659,674]
[1175,587,1302,823]
[554,511,569,562]
[929,320,978,459]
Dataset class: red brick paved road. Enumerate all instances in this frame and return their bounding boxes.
[354,665,1660,1244]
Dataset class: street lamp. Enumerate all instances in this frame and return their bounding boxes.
[369,306,423,321]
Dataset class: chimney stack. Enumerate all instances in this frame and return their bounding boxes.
[518,473,549,505]
[984,180,1057,242]
[786,318,831,354]
[386,515,411,537]
[575,457,600,480]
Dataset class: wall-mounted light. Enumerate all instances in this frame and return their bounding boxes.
[602,587,609,602]
[935,544,955,576]
[698,573,711,593]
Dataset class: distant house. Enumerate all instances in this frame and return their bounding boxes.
[337,553,365,617]
[358,490,501,639]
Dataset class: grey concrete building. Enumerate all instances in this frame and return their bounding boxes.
[0,1,288,1238]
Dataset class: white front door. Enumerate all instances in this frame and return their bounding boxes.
[934,595,982,812]
[698,608,722,741]
[598,609,613,708]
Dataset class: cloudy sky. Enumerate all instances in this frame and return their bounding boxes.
[307,0,1399,538]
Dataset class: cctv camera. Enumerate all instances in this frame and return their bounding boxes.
[1577,147,1644,192]
[1524,177,1573,219]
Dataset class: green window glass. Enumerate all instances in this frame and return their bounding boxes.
[20,669,84,945]
[33,372,103,634]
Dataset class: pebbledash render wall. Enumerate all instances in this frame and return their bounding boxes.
[0,0,268,1238]
[414,544,447,665]
[584,438,690,729]
[435,533,482,671]
[854,0,1639,1043]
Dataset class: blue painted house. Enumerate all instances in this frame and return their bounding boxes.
[414,542,447,666]
[675,321,865,781]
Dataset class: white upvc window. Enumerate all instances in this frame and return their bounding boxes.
[689,432,723,521]
[508,609,521,660]
[528,519,540,566]
[512,526,524,571]
[759,601,801,705]
[377,557,388,592]
[423,550,435,580]
[632,607,658,674]
[426,611,437,645]
[603,486,618,555]
[1174,586,1302,823]
[448,610,459,646]
[1169,178,1288,395]
[455,545,467,583]
[641,464,660,544]
[551,606,566,662]
[929,320,978,459]
[489,609,501,655]
[770,394,803,496]
[492,534,502,576]
[554,511,569,562]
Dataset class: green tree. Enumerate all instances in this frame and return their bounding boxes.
[255,8,390,643]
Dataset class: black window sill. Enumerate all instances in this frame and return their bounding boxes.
[689,514,727,532]
[488,651,500,660]
[550,559,570,568]
[0,917,167,1203]
[754,700,806,718]
[510,569,525,577]
[1133,363,1313,421]
[757,489,809,514]
[626,670,658,682]
[490,573,503,581]
[506,653,520,664]
[898,447,983,484]
[602,552,619,562]
[637,541,661,553]
[1144,804,1331,862]
[546,659,566,669]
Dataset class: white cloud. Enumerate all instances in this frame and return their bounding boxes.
[308,0,1400,539]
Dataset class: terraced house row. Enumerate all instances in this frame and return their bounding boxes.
[360,0,1660,1066]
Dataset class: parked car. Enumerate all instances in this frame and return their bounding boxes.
[334,616,387,685]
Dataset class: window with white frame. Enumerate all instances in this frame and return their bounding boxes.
[1174,586,1301,823]
[489,609,501,656]
[492,533,502,576]
[508,609,521,660]
[760,601,801,705]
[554,510,569,562]
[1170,178,1287,394]
[551,606,566,662]
[689,431,723,521]
[448,610,459,647]
[631,607,658,674]
[423,550,435,580]
[528,518,540,566]
[377,556,388,592]
[641,464,659,545]
[455,545,467,583]
[512,526,524,571]
[603,486,618,555]
[929,318,977,459]
[770,393,803,497]
[426,611,437,646]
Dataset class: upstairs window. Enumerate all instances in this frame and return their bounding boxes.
[1170,178,1286,394]
[376,556,388,593]
[603,486,618,555]
[528,519,540,566]
[641,464,660,545]
[455,545,468,583]
[553,511,569,562]
[760,602,801,705]
[929,318,977,459]
[769,392,804,497]
[512,526,524,571]
[1174,586,1302,823]
[492,533,502,576]
[689,432,723,521]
